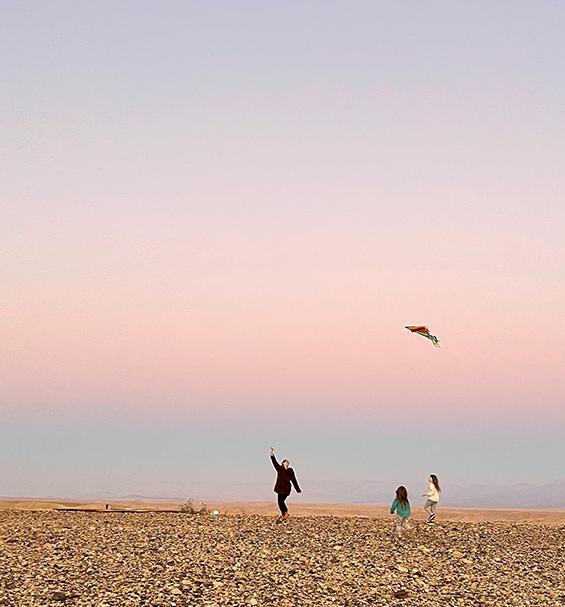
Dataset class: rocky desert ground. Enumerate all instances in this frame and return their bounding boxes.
[1,509,564,607]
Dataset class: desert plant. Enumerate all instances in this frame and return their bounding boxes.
[179,498,209,515]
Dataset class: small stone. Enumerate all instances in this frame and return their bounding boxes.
[393,589,409,598]
[50,591,68,601]
[452,550,465,559]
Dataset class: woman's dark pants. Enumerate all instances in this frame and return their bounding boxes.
[277,493,290,515]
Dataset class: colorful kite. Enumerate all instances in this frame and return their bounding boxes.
[405,325,440,348]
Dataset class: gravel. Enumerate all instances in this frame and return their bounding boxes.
[1,511,564,606]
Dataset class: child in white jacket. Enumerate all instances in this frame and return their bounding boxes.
[422,474,441,524]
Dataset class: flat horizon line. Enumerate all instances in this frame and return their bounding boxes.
[2,496,565,513]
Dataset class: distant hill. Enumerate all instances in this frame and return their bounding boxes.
[46,478,565,509]
[444,479,565,509]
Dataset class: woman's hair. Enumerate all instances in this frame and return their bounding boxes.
[430,474,441,492]
[395,486,408,506]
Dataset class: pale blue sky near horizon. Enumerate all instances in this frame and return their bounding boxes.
[1,412,563,498]
[2,1,565,499]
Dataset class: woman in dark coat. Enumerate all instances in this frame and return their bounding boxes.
[269,447,301,519]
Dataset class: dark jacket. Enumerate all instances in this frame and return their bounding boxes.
[271,455,301,495]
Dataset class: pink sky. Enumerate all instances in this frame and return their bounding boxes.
[2,2,565,493]
[4,198,564,425]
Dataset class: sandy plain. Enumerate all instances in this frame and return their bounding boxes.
[2,498,565,524]
[1,500,564,606]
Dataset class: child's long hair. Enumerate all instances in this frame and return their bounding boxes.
[395,486,409,507]
[430,474,441,492]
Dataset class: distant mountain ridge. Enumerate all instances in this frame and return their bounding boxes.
[444,479,565,508]
[29,478,565,509]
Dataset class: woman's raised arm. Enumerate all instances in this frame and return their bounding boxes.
[269,447,281,470]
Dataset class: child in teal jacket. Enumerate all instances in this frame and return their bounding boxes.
[390,486,411,536]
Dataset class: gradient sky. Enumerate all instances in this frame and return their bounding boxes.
[2,1,565,498]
